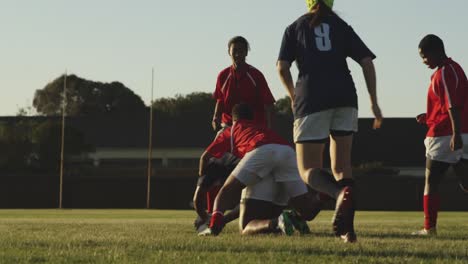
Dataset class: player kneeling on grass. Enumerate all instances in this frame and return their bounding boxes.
[238,176,326,236]
[198,103,329,237]
[193,153,240,232]
[413,34,468,236]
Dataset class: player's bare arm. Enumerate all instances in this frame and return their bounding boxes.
[277,60,295,109]
[448,107,463,151]
[360,57,383,129]
[212,101,223,131]
[198,151,212,176]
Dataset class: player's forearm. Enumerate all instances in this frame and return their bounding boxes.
[277,61,295,100]
[360,57,378,106]
[198,151,210,176]
[213,101,222,122]
[448,108,461,135]
[193,187,209,220]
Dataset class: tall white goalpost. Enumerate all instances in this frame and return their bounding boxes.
[59,71,67,209]
[146,68,155,209]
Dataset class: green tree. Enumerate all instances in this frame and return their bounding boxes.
[33,74,146,116]
[0,120,34,171]
[32,120,94,170]
[152,92,215,117]
[274,96,293,116]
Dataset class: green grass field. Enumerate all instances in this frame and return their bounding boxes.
[0,210,467,263]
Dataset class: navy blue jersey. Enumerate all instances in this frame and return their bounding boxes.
[278,14,376,118]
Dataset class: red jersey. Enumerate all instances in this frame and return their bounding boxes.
[426,58,468,137]
[213,64,275,127]
[205,119,291,158]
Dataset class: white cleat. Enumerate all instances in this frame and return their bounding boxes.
[411,228,437,236]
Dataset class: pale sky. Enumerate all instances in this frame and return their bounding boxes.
[0,0,466,117]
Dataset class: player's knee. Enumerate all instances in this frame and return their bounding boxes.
[331,166,344,177]
[302,168,320,183]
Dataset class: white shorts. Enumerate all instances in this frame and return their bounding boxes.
[425,134,468,163]
[233,144,302,184]
[241,176,308,206]
[294,107,358,142]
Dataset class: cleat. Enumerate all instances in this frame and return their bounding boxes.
[194,214,211,232]
[198,221,225,236]
[288,210,311,235]
[340,232,357,243]
[198,227,215,236]
[332,186,354,236]
[278,212,294,236]
[411,228,437,236]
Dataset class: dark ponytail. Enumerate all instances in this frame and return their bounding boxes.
[308,0,336,28]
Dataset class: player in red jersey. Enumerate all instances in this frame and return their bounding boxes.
[203,36,277,220]
[212,36,275,130]
[192,153,240,232]
[412,34,468,236]
[199,104,329,236]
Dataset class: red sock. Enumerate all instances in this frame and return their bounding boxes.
[424,194,440,230]
[209,211,224,228]
[206,185,221,213]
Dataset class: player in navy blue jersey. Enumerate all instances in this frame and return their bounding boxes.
[277,0,383,243]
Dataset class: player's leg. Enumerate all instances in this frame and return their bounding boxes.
[454,159,468,193]
[328,107,358,242]
[329,132,356,242]
[413,136,458,235]
[294,109,343,200]
[206,127,230,215]
[192,185,210,230]
[238,175,291,235]
[240,199,284,235]
[202,148,273,236]
[453,136,468,193]
[412,158,449,235]
[203,175,245,235]
[271,145,329,235]
[224,204,240,224]
[285,185,322,235]
[206,184,222,214]
[207,152,240,215]
[296,143,342,199]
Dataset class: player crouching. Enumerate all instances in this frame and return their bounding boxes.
[193,152,240,232]
[197,103,333,238]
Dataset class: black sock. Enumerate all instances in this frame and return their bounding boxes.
[337,178,355,188]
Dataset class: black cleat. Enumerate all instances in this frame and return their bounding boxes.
[332,186,354,237]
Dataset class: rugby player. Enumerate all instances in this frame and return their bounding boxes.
[199,103,331,237]
[412,34,468,236]
[276,0,383,243]
[206,36,276,212]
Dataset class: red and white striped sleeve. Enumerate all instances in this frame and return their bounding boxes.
[441,64,461,109]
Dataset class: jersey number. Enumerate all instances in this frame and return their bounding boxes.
[314,23,332,51]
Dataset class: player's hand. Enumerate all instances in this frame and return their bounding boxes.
[416,113,427,125]
[289,96,295,113]
[212,120,220,131]
[450,133,463,151]
[371,104,383,129]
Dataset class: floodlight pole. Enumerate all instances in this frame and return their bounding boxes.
[146,68,154,209]
[59,71,67,209]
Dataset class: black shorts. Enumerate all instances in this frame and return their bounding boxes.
[197,153,240,188]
